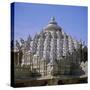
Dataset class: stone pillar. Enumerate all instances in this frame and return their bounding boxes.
[63,33,69,56]
[50,31,57,61]
[49,31,58,75]
[68,36,74,54]
[30,41,34,54]
[21,48,25,65]
[33,34,39,54]
[57,30,63,60]
[36,36,44,59]
[73,39,79,50]
[43,31,51,62]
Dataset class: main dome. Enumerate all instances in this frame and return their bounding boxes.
[44,17,62,31]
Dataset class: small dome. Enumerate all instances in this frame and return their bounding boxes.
[44,17,62,31]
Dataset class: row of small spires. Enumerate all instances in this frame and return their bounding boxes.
[15,34,86,45]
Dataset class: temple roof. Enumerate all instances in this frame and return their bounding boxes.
[44,17,62,31]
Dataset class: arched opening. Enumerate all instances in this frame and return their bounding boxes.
[58,80,64,85]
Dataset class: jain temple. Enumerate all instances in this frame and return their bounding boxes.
[13,17,88,86]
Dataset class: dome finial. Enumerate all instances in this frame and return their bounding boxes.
[49,16,57,25]
[44,17,61,30]
[51,16,55,22]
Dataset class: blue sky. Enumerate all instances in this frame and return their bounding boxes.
[14,2,88,44]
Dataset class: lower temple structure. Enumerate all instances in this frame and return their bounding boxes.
[12,17,88,87]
